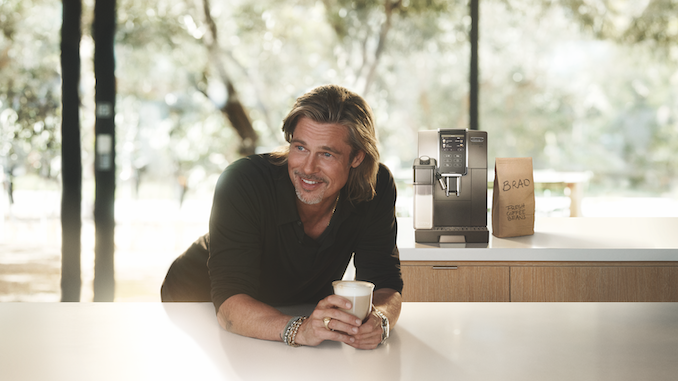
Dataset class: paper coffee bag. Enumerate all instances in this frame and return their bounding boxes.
[492,158,535,238]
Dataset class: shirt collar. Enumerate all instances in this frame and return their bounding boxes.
[274,163,300,226]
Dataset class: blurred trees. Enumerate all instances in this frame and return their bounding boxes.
[1,0,62,184]
[97,0,467,196]
[321,0,451,95]
[480,0,678,194]
[1,0,677,201]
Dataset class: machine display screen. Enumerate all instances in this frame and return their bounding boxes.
[439,133,466,174]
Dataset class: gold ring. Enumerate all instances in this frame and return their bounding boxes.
[323,317,332,330]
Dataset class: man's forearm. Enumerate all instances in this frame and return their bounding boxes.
[217,294,290,341]
[372,288,402,328]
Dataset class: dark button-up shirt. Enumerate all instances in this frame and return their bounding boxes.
[207,154,403,309]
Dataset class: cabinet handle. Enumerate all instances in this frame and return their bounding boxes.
[432,266,458,270]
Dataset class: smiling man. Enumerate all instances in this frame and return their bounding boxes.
[161,85,403,350]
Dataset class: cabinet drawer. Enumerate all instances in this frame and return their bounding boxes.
[511,266,678,302]
[401,264,509,302]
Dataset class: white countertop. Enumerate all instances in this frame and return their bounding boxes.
[1,302,677,381]
[397,217,678,261]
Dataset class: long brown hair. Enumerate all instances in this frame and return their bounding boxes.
[270,85,379,203]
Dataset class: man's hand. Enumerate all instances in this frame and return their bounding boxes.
[295,294,389,350]
[295,294,363,347]
[345,311,383,349]
[350,287,402,349]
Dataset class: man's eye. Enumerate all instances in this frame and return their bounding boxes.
[295,145,305,151]
[323,152,333,158]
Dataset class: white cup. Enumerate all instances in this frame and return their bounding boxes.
[332,280,374,321]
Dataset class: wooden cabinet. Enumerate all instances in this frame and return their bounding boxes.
[401,262,509,302]
[510,264,678,302]
[402,261,678,302]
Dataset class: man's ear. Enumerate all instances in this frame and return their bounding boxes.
[351,150,366,168]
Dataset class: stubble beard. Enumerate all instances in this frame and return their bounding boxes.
[295,188,324,205]
[293,170,326,205]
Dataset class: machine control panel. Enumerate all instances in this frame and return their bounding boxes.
[438,131,467,176]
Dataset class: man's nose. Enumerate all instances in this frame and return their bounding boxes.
[302,154,318,174]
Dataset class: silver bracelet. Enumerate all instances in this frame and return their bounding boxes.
[282,316,307,347]
[372,306,390,345]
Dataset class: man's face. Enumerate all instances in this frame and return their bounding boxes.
[287,117,365,205]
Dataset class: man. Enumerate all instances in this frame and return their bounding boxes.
[162,84,403,350]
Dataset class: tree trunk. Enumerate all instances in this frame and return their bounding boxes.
[60,0,83,302]
[202,0,258,156]
[93,0,117,302]
[362,0,400,95]
[221,81,258,156]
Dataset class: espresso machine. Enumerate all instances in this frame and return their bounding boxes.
[413,129,489,243]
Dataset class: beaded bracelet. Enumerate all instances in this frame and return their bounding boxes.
[282,316,307,347]
[282,316,297,342]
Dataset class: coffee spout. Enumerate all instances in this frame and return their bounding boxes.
[445,176,461,197]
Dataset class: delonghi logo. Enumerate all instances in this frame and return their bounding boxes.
[470,136,485,143]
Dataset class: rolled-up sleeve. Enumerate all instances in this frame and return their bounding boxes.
[207,159,266,309]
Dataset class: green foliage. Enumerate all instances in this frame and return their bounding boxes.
[481,0,678,194]
[1,0,676,198]
[0,0,61,177]
[622,0,678,49]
